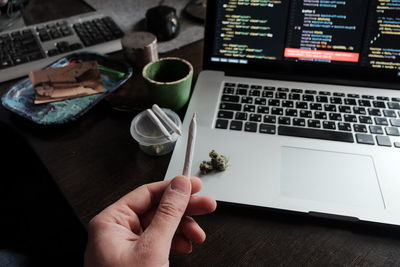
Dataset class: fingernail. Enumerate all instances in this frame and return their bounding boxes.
[170,177,190,195]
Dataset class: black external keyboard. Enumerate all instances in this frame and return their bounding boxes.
[215,82,400,148]
[0,12,124,82]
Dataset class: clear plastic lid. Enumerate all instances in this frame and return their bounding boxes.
[130,108,182,146]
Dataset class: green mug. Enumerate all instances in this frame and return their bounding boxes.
[142,57,193,111]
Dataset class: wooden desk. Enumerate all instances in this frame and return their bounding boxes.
[2,0,400,266]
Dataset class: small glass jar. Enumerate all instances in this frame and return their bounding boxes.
[130,108,182,156]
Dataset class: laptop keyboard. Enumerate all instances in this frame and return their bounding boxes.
[215,82,400,148]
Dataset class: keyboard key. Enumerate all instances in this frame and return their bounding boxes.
[385,127,400,136]
[307,119,321,128]
[251,85,262,89]
[374,117,388,126]
[344,98,357,105]
[358,99,371,107]
[329,113,342,121]
[218,111,234,119]
[316,96,328,103]
[388,102,400,109]
[362,95,374,100]
[372,101,386,108]
[330,97,342,104]
[353,107,366,115]
[383,110,397,117]
[392,97,400,102]
[369,125,384,135]
[344,98,357,106]
[344,114,357,122]
[333,92,345,97]
[235,112,247,120]
[28,52,44,61]
[324,104,336,112]
[222,95,240,103]
[224,82,236,87]
[289,93,300,100]
[296,102,308,109]
[238,83,249,88]
[368,108,381,116]
[348,94,360,98]
[390,118,400,127]
[215,119,229,129]
[255,98,266,105]
[293,118,306,126]
[310,103,322,110]
[320,91,331,96]
[302,94,314,102]
[257,106,269,114]
[338,122,352,131]
[275,92,287,99]
[291,88,303,93]
[0,60,13,69]
[14,56,28,65]
[358,116,372,124]
[356,134,374,145]
[278,116,291,125]
[395,142,400,148]
[47,48,59,57]
[377,96,389,101]
[244,104,256,113]
[277,87,289,92]
[259,124,276,134]
[245,122,258,132]
[39,32,51,41]
[249,89,261,97]
[264,115,276,123]
[220,103,241,111]
[223,87,235,94]
[282,100,294,108]
[305,90,317,94]
[285,109,298,117]
[271,107,283,115]
[236,89,247,95]
[241,96,253,104]
[338,105,351,113]
[264,86,275,91]
[249,114,262,122]
[353,124,367,133]
[262,91,274,98]
[314,111,327,120]
[268,99,280,106]
[300,110,312,118]
[56,41,71,53]
[278,126,354,143]
[230,120,243,131]
[376,136,391,147]
[323,121,336,130]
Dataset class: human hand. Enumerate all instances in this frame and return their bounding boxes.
[84,176,217,267]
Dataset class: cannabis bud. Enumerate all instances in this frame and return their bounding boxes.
[199,161,213,174]
[199,150,228,174]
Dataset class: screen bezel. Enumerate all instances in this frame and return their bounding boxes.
[202,0,400,90]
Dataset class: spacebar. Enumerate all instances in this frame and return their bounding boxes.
[278,126,354,143]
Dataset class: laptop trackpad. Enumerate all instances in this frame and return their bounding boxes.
[280,147,385,209]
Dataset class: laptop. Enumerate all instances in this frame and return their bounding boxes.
[165,0,400,225]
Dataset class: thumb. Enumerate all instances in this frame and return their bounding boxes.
[143,176,191,252]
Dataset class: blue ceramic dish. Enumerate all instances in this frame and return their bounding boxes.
[1,52,132,125]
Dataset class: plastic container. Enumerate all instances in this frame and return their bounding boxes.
[130,108,182,156]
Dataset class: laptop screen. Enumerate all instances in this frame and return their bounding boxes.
[203,0,400,87]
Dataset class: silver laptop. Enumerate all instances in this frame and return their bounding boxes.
[165,0,400,225]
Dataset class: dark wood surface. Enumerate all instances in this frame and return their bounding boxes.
[2,1,400,266]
